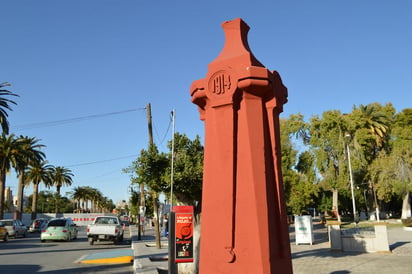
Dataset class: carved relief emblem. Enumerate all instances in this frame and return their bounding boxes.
[208,71,232,96]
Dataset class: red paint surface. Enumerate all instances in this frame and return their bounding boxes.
[190,18,293,273]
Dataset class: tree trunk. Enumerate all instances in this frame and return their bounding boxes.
[401,192,411,219]
[0,172,6,219]
[31,183,39,220]
[15,171,25,220]
[371,183,381,221]
[55,186,61,214]
[332,188,341,222]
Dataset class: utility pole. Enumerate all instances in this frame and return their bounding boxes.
[147,103,153,146]
[147,103,162,248]
[137,103,152,240]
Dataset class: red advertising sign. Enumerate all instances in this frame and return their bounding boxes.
[173,206,194,263]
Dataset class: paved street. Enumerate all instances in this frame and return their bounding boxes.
[0,226,134,274]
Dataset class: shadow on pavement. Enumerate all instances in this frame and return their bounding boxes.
[390,241,411,251]
[292,248,364,259]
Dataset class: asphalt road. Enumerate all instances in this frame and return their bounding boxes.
[0,226,134,274]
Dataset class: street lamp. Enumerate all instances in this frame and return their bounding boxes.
[345,133,357,223]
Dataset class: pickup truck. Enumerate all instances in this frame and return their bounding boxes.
[86,216,124,245]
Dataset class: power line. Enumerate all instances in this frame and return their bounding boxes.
[13,107,146,130]
[153,115,172,148]
[66,154,137,167]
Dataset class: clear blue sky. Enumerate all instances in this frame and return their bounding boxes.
[2,1,411,204]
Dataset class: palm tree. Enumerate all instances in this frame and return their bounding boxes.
[26,161,53,220]
[350,103,392,218]
[72,186,92,213]
[90,188,103,213]
[14,136,45,220]
[72,186,85,213]
[0,134,19,219]
[356,103,391,151]
[0,82,18,135]
[50,166,73,214]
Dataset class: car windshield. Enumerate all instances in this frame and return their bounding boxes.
[96,217,118,224]
[2,221,12,226]
[48,220,66,227]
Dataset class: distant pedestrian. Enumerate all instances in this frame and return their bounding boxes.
[164,215,168,237]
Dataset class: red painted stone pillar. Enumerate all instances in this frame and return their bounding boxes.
[190,18,293,273]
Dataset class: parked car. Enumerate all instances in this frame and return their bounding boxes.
[0,219,27,238]
[40,218,78,242]
[29,218,48,233]
[0,221,9,242]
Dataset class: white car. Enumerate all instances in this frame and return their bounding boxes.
[29,218,48,233]
[0,219,27,238]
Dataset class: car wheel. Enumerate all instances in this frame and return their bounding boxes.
[23,231,26,238]
[3,234,8,242]
[41,239,45,243]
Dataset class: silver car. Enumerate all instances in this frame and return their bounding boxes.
[0,219,27,238]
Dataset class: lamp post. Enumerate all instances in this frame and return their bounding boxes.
[170,109,175,208]
[345,133,357,223]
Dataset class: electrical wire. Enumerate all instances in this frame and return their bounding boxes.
[13,107,146,130]
[66,154,137,167]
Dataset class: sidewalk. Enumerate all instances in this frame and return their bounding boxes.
[290,223,412,273]
[131,226,169,274]
[131,223,412,274]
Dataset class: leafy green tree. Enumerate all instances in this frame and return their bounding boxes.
[369,108,412,218]
[291,151,319,214]
[0,82,18,135]
[280,117,318,215]
[164,133,203,206]
[26,161,53,219]
[49,166,73,214]
[126,143,169,248]
[27,190,74,213]
[26,191,55,213]
[307,110,348,220]
[128,189,140,222]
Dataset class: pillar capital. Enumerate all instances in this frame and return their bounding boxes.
[191,18,287,112]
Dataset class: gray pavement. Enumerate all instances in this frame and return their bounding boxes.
[131,221,412,274]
